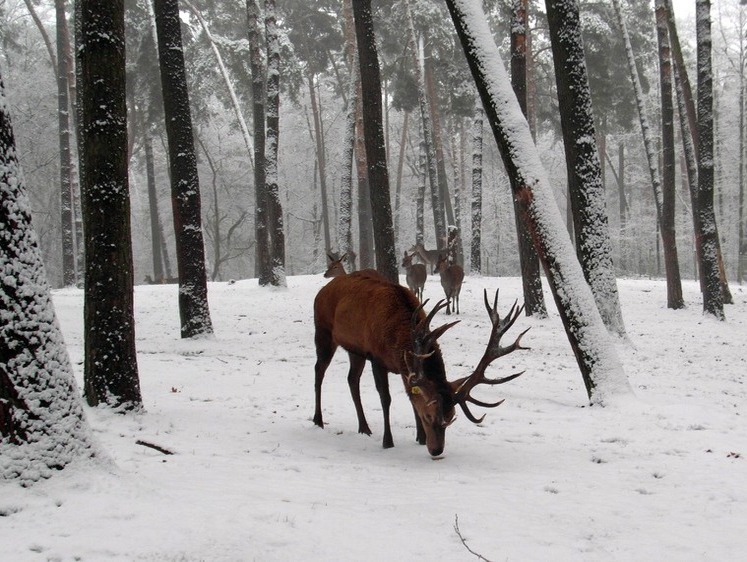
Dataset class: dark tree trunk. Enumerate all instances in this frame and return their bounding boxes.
[247,0,269,283]
[470,108,483,274]
[1,68,94,481]
[144,134,164,283]
[446,0,630,402]
[656,1,685,310]
[308,71,331,253]
[55,0,75,287]
[394,111,409,244]
[154,0,214,337]
[417,140,426,246]
[696,0,725,319]
[512,0,547,318]
[77,0,141,407]
[546,0,626,336]
[352,0,398,283]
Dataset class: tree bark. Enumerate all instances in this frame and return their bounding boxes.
[154,0,214,336]
[352,0,398,283]
[264,0,286,286]
[655,1,685,310]
[77,0,142,407]
[0,67,95,483]
[546,0,626,336]
[470,108,483,274]
[511,0,547,318]
[696,0,725,319]
[445,0,630,403]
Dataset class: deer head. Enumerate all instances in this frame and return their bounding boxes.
[324,253,347,278]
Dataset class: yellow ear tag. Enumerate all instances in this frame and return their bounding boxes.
[411,386,422,395]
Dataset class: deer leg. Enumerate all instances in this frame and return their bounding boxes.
[313,330,336,428]
[371,362,394,449]
[346,352,371,436]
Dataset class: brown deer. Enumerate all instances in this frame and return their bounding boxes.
[408,242,445,274]
[324,253,348,278]
[435,254,464,315]
[401,251,427,301]
[313,272,528,457]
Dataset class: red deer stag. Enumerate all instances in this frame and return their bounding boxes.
[435,254,464,315]
[401,251,427,301]
[313,272,528,457]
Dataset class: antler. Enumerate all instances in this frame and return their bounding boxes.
[405,299,459,380]
[451,289,530,423]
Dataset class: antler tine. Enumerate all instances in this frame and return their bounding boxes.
[450,289,530,425]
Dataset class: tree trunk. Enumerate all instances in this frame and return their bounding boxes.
[144,134,164,283]
[0,67,95,483]
[247,0,269,283]
[154,0,214,337]
[352,0,398,283]
[446,0,630,403]
[696,0,725,319]
[264,0,286,286]
[52,0,76,287]
[307,70,331,254]
[338,0,357,272]
[470,108,483,274]
[77,0,142,407]
[546,0,626,335]
[394,111,409,246]
[656,1,685,310]
[405,1,446,248]
[512,0,547,318]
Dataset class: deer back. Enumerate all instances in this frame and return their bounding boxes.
[436,256,464,295]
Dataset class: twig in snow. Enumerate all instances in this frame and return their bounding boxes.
[136,440,175,455]
[454,514,494,562]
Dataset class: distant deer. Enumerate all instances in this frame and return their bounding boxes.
[313,271,528,457]
[435,254,464,315]
[324,253,347,278]
[401,251,427,301]
[408,242,445,274]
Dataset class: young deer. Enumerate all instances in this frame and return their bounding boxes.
[401,251,427,301]
[324,253,347,278]
[313,271,529,457]
[408,242,445,274]
[435,254,464,315]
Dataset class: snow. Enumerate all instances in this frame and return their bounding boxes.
[1,274,746,560]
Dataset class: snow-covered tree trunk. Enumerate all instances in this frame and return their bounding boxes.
[307,70,331,255]
[405,0,447,248]
[611,0,663,223]
[264,0,286,287]
[144,134,164,283]
[55,0,75,288]
[545,0,626,336]
[470,108,483,274]
[696,0,725,319]
[511,0,547,318]
[153,0,214,336]
[1,69,96,483]
[247,0,269,283]
[417,141,425,246]
[337,0,357,272]
[655,0,685,310]
[445,0,631,403]
[352,0,398,283]
[77,0,142,407]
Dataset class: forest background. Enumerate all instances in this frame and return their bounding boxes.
[2,0,745,289]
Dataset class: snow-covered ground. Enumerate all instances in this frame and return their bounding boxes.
[2,274,745,560]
